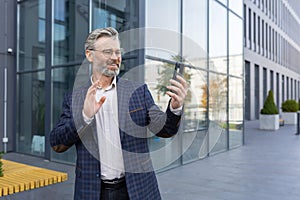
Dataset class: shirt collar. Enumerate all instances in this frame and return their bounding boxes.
[90,75,116,91]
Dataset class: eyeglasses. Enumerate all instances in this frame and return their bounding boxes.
[90,48,124,58]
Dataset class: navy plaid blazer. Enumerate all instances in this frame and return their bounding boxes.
[50,77,182,200]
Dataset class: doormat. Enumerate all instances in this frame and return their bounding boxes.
[0,159,68,197]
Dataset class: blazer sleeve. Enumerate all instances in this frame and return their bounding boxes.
[145,85,182,138]
[50,92,82,153]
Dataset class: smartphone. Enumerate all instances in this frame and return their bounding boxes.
[173,62,184,81]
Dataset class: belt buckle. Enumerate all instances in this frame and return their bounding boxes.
[111,179,119,184]
[103,177,124,184]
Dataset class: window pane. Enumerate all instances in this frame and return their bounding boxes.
[182,67,209,163]
[208,73,228,155]
[54,0,65,21]
[51,65,80,163]
[18,0,45,71]
[38,0,46,18]
[229,0,243,16]
[209,0,227,73]
[229,77,243,149]
[229,13,243,76]
[183,0,207,69]
[52,0,88,65]
[17,72,45,156]
[38,19,46,43]
[92,0,126,30]
[218,0,228,6]
[145,0,180,60]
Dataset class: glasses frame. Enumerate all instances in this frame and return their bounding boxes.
[90,48,124,58]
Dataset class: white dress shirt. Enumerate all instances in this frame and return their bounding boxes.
[83,76,125,180]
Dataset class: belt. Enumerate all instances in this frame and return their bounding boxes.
[101,177,126,189]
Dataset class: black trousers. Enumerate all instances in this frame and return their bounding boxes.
[100,180,129,200]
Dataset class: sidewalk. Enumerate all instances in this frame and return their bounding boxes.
[158,121,300,200]
[2,120,300,200]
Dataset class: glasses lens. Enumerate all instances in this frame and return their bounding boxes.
[104,49,123,57]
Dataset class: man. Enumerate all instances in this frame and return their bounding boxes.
[50,27,187,200]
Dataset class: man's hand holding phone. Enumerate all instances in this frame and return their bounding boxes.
[166,62,188,109]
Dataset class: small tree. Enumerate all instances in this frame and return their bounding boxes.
[281,99,298,112]
[260,90,279,115]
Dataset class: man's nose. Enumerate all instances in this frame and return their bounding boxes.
[111,52,119,59]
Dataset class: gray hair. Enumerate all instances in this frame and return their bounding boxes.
[84,27,119,50]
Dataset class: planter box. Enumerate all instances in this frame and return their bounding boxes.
[259,114,279,130]
[281,112,297,125]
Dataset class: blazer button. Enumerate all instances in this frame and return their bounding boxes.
[96,173,100,178]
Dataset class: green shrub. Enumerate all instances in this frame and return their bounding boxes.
[281,99,298,112]
[260,90,279,114]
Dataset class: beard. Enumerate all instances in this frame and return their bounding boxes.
[94,60,120,77]
[101,67,120,77]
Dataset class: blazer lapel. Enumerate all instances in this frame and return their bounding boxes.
[117,77,128,140]
[117,77,146,140]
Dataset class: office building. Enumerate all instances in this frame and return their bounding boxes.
[244,0,300,120]
[0,0,243,171]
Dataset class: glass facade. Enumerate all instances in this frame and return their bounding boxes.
[16,0,244,169]
[17,0,46,156]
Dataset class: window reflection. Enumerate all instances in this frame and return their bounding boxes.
[209,0,227,73]
[218,0,227,6]
[92,0,125,30]
[51,66,80,163]
[52,0,88,65]
[208,73,228,154]
[229,13,243,76]
[229,0,243,16]
[145,0,180,60]
[229,77,243,148]
[182,66,209,163]
[183,0,207,69]
[54,0,65,21]
[38,0,46,43]
[17,72,45,156]
[38,20,46,43]
[18,0,45,71]
[145,29,180,61]
[146,0,180,32]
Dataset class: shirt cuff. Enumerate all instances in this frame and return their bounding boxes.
[82,110,94,124]
[169,105,183,116]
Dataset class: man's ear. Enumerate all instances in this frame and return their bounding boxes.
[85,50,93,63]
